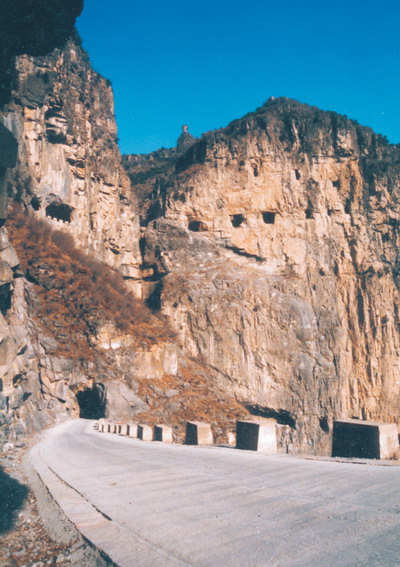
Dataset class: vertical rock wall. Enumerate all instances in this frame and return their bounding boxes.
[1,38,142,283]
[138,98,400,454]
[0,21,148,444]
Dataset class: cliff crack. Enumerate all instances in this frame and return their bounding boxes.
[223,245,265,263]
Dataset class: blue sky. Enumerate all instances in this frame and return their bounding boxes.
[77,0,400,155]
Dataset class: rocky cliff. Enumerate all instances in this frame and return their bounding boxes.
[130,98,400,454]
[2,2,400,456]
[0,4,245,446]
[3,37,142,283]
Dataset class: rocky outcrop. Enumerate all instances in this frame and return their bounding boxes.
[122,125,196,225]
[135,97,400,454]
[2,39,142,285]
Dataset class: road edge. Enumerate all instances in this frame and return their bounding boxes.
[25,423,192,567]
[25,443,118,567]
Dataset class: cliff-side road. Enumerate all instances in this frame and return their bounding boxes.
[29,419,400,567]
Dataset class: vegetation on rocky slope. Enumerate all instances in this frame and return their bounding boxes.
[7,206,247,442]
[7,206,174,359]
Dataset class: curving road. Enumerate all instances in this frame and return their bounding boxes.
[30,419,400,567]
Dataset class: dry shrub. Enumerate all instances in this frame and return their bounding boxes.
[7,205,175,357]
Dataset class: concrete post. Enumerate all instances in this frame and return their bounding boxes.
[128,423,138,438]
[154,424,173,443]
[185,421,213,446]
[236,420,277,453]
[119,424,129,435]
[332,419,399,459]
[138,424,153,441]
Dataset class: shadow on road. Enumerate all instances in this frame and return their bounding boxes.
[0,465,29,533]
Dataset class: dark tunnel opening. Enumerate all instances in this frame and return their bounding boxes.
[45,201,73,222]
[76,383,106,419]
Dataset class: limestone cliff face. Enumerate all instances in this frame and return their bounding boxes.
[0,7,150,444]
[0,31,242,445]
[136,98,400,454]
[1,38,141,282]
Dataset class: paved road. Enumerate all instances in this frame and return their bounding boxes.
[31,419,400,567]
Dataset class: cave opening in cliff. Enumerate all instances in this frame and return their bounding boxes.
[188,219,207,232]
[319,416,330,432]
[231,214,246,227]
[305,207,313,219]
[262,211,276,224]
[244,403,297,429]
[76,383,106,419]
[45,202,73,223]
[146,279,163,311]
[0,283,11,316]
[30,196,41,211]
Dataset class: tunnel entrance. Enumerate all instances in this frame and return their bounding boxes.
[45,201,73,222]
[76,383,106,419]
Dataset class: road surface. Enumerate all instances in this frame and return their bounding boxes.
[30,419,400,567]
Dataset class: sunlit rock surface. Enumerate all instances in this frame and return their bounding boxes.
[0,8,153,444]
[1,0,399,455]
[2,40,141,281]
[133,98,400,454]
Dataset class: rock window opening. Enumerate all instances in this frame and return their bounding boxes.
[0,170,7,227]
[319,416,330,432]
[46,202,73,223]
[146,280,163,311]
[305,207,313,219]
[244,403,297,429]
[0,284,11,316]
[76,383,106,419]
[262,211,276,225]
[295,169,301,180]
[188,220,207,232]
[13,374,24,386]
[30,196,41,211]
[253,165,259,177]
[231,214,246,227]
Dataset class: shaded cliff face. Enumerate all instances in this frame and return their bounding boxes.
[0,10,151,443]
[136,98,400,454]
[0,0,83,105]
